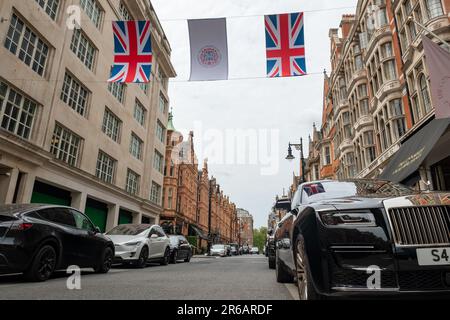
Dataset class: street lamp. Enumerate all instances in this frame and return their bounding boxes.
[285,138,306,182]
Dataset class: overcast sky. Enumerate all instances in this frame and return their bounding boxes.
[151,0,357,229]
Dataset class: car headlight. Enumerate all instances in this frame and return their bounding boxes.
[124,241,142,246]
[319,211,376,227]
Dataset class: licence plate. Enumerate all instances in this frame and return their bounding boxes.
[417,247,450,266]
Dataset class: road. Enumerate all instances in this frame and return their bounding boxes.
[0,254,298,300]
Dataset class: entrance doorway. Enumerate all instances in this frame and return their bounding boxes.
[431,155,450,191]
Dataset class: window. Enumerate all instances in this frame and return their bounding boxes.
[363,131,374,146]
[153,150,164,173]
[358,84,368,98]
[102,108,121,142]
[426,0,444,19]
[150,182,162,205]
[50,124,82,167]
[168,188,173,209]
[70,29,96,70]
[60,72,89,116]
[159,94,167,114]
[4,14,49,76]
[126,169,140,195]
[138,83,149,94]
[35,0,60,20]
[130,133,143,160]
[384,60,397,81]
[119,1,132,20]
[80,0,103,28]
[156,121,165,143]
[108,82,125,103]
[419,74,432,112]
[381,42,393,58]
[0,81,37,140]
[355,55,363,71]
[96,151,116,184]
[389,99,404,117]
[360,99,369,115]
[71,209,95,232]
[323,146,331,166]
[133,100,146,126]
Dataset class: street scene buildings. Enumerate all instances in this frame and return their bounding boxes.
[161,112,240,252]
[237,208,254,247]
[300,0,450,192]
[0,0,176,231]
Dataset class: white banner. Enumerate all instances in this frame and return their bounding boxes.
[188,18,228,81]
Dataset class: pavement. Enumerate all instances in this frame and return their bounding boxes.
[0,254,298,300]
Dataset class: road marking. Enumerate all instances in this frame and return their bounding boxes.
[285,283,300,300]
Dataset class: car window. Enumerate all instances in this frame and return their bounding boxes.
[38,208,76,227]
[291,189,301,209]
[149,227,159,237]
[71,210,95,232]
[156,227,166,237]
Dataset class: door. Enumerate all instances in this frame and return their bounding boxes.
[31,181,71,206]
[118,209,133,225]
[84,198,108,233]
[148,227,165,258]
[178,236,190,259]
[70,209,103,267]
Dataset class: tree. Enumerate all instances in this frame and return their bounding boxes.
[253,227,268,252]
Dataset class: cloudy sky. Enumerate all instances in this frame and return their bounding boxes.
[151,0,357,229]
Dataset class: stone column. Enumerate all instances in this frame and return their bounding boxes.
[71,191,87,211]
[106,204,120,231]
[1,168,19,204]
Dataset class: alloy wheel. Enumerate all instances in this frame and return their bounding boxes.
[37,248,56,279]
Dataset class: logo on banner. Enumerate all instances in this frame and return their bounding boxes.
[197,46,222,68]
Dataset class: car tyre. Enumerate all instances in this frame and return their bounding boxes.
[184,252,192,263]
[160,247,170,266]
[94,247,113,274]
[171,249,178,264]
[24,245,57,282]
[295,236,323,300]
[275,250,294,283]
[268,257,276,269]
[136,246,149,268]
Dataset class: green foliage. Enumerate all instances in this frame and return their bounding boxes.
[253,227,268,251]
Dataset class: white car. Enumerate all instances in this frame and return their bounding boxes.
[106,224,171,267]
[250,247,259,255]
[210,244,227,257]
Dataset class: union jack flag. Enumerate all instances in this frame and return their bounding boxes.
[108,21,152,83]
[265,12,306,78]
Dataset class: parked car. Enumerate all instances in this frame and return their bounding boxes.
[242,245,250,254]
[250,247,259,255]
[229,243,239,255]
[168,235,193,263]
[106,224,171,267]
[274,179,450,300]
[266,232,276,269]
[224,244,232,256]
[0,204,114,282]
[210,244,227,257]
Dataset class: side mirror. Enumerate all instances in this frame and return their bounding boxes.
[150,234,158,239]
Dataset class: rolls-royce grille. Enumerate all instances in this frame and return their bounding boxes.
[388,206,450,246]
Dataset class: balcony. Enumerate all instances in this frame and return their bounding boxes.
[356,142,400,178]
[375,80,402,102]
[365,25,391,58]
[348,69,367,92]
[339,139,353,153]
[334,99,349,119]
[353,115,373,132]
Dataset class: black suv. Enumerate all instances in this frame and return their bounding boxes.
[0,204,115,281]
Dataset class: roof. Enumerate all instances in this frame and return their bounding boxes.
[0,203,52,216]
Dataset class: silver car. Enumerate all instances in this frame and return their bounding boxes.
[210,244,227,257]
[106,224,171,267]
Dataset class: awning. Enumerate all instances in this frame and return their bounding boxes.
[380,118,450,183]
[189,224,209,240]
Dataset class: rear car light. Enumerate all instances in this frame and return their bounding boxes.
[11,223,33,231]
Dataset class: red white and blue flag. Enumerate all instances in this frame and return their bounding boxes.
[265,12,306,78]
[108,21,152,83]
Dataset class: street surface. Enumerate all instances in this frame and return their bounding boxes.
[0,255,297,300]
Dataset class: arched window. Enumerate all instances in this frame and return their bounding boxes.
[419,74,431,112]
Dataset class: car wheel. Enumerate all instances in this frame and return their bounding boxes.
[295,236,322,300]
[171,249,178,264]
[160,247,170,266]
[268,257,276,269]
[136,246,149,268]
[94,247,113,274]
[24,245,57,282]
[275,250,294,283]
[184,252,192,263]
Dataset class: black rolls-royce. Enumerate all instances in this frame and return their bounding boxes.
[274,179,450,299]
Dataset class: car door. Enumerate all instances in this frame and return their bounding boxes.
[36,207,82,266]
[148,227,164,258]
[70,209,103,267]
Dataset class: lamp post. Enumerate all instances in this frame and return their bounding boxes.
[286,138,306,182]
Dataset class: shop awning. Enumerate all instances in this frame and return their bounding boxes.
[380,118,450,184]
[189,224,209,240]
